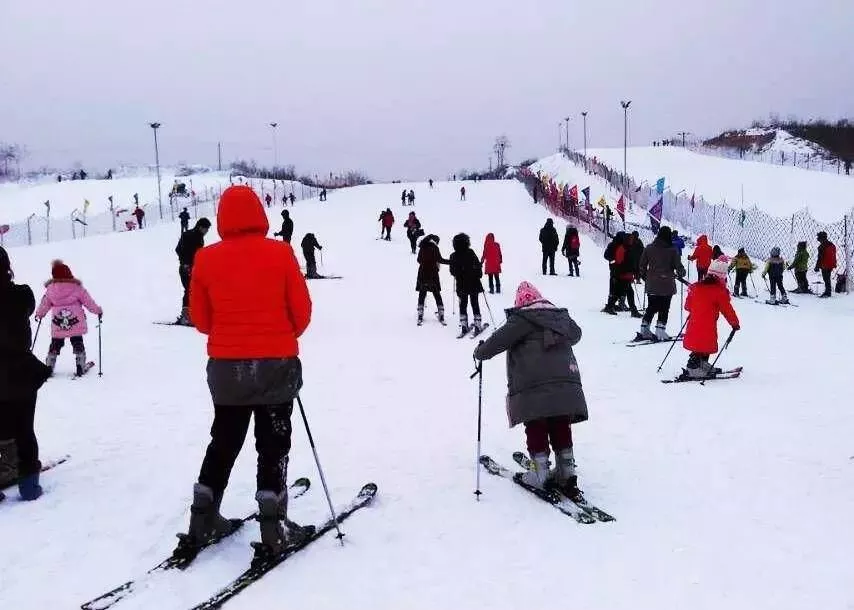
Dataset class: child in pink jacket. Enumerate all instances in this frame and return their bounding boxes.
[35,260,103,376]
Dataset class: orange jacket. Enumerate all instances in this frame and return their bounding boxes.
[190,186,312,358]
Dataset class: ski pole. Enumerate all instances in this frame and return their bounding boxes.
[679,281,684,327]
[481,292,495,327]
[320,250,324,269]
[749,272,758,297]
[657,316,689,373]
[470,356,484,501]
[97,316,103,377]
[31,318,43,352]
[452,280,457,316]
[296,395,345,544]
[701,328,737,386]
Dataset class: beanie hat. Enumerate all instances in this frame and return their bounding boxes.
[514,281,544,307]
[51,259,74,281]
[196,217,212,229]
[707,258,729,281]
[770,246,781,257]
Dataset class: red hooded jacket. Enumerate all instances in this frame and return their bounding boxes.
[381,210,395,228]
[482,233,503,274]
[688,235,713,271]
[190,186,312,359]
[683,280,740,354]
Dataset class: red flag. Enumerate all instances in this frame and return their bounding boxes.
[0,224,9,235]
[569,185,578,203]
[690,193,695,210]
[616,196,625,221]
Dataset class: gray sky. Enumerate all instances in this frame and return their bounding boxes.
[2,0,852,180]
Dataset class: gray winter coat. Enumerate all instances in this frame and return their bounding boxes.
[473,305,588,428]
[207,357,302,406]
[638,238,686,296]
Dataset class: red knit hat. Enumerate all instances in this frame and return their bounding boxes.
[51,259,74,280]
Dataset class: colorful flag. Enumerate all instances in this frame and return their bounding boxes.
[581,186,590,203]
[656,177,665,194]
[739,209,746,227]
[569,185,578,202]
[649,197,663,233]
[616,196,626,221]
[690,193,695,210]
[0,224,9,235]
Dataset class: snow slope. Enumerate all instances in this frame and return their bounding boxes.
[1,180,852,610]
[589,146,854,222]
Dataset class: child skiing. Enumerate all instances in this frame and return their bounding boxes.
[473,281,588,496]
[481,233,502,294]
[688,234,713,280]
[762,247,788,304]
[415,234,449,325]
[728,248,755,297]
[682,259,740,379]
[561,226,581,277]
[449,233,485,336]
[300,233,323,279]
[788,241,811,293]
[35,260,103,376]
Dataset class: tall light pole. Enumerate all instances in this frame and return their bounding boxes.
[269,122,279,168]
[620,101,632,193]
[557,121,563,151]
[677,130,691,147]
[564,117,571,152]
[581,111,588,158]
[149,122,163,219]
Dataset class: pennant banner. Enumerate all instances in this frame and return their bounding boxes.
[649,197,663,233]
[616,196,626,221]
[656,177,665,194]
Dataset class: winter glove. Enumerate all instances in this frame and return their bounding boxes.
[814,265,820,273]
[732,324,740,332]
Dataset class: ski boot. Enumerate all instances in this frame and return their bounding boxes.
[185,483,241,547]
[0,439,18,490]
[472,314,483,336]
[176,307,193,326]
[254,490,315,559]
[458,314,469,337]
[417,305,424,326]
[765,295,777,305]
[437,306,446,325]
[655,323,671,341]
[698,356,722,377]
[45,352,58,376]
[519,453,551,490]
[553,448,579,497]
[779,294,789,305]
[18,472,42,501]
[637,322,656,341]
[684,353,709,379]
[630,309,643,319]
[74,350,87,377]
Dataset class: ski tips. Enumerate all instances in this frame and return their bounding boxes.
[358,483,378,497]
[291,477,310,489]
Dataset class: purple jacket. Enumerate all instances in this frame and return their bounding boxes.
[35,279,103,339]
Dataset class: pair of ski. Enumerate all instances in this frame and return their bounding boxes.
[755,299,799,307]
[624,334,683,347]
[81,480,378,610]
[479,453,615,524]
[661,366,743,384]
[457,323,490,339]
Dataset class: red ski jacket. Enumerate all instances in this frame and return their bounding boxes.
[482,233,503,274]
[683,280,739,355]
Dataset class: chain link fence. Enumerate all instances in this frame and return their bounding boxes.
[0,178,322,249]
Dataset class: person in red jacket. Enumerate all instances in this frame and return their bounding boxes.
[604,233,641,317]
[184,185,313,555]
[682,258,740,378]
[379,208,394,241]
[815,231,837,298]
[687,234,713,280]
[481,233,503,294]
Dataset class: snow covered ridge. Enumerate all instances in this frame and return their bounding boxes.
[526,151,853,293]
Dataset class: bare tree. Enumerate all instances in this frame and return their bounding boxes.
[0,143,24,179]
[493,135,511,170]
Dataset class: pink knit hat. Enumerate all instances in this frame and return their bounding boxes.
[515,281,544,307]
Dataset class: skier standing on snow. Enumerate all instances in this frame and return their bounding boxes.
[728,248,754,297]
[175,218,212,325]
[401,190,407,207]
[637,226,685,340]
[481,233,503,294]
[671,230,685,257]
[449,233,485,335]
[473,281,588,496]
[300,233,323,279]
[815,231,837,298]
[682,259,740,378]
[379,208,394,241]
[35,260,103,377]
[788,241,811,294]
[460,186,466,201]
[407,190,416,206]
[688,234,713,280]
[561,225,581,277]
[627,231,644,283]
[0,246,51,501]
[274,210,294,243]
[179,208,190,233]
[289,192,296,206]
[133,205,145,229]
[403,211,423,254]
[603,233,642,317]
[762,247,789,304]
[265,193,272,208]
[538,219,559,276]
[182,185,313,554]
[415,234,448,325]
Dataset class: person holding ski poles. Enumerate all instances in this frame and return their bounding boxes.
[637,226,685,341]
[473,281,588,497]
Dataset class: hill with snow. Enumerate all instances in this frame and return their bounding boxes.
[1,178,852,610]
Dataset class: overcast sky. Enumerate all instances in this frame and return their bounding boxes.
[1,0,852,180]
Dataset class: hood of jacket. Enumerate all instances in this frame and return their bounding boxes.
[42,279,84,304]
[506,305,578,349]
[697,234,709,247]
[216,186,269,240]
[484,233,495,246]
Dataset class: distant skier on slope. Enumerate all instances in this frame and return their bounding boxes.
[182,185,313,554]
[0,246,51,502]
[603,233,641,318]
[637,226,685,340]
[788,241,811,294]
[274,210,294,243]
[301,233,323,279]
[688,234,713,280]
[403,211,423,254]
[401,190,407,207]
[175,218,212,325]
[449,233,485,336]
[538,219,559,276]
[815,231,837,298]
[682,259,740,378]
[415,234,449,325]
[762,247,789,305]
[35,260,103,377]
[481,233,502,294]
[179,208,190,233]
[379,208,394,241]
[561,226,581,277]
[473,281,588,496]
[460,186,466,201]
[407,190,416,206]
[728,248,755,297]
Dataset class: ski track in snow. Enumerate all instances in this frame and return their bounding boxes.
[1,180,852,610]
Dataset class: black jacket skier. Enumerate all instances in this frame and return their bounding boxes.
[179,209,190,233]
[449,233,484,333]
[301,233,323,279]
[539,219,560,275]
[175,218,212,323]
[274,210,294,243]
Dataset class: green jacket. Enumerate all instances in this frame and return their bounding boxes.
[788,249,809,272]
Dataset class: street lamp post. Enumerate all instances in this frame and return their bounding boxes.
[557,122,563,151]
[620,101,632,194]
[581,111,588,158]
[564,117,571,153]
[149,122,163,219]
[269,122,279,168]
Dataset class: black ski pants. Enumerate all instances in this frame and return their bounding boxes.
[769,276,786,298]
[734,270,749,296]
[487,273,501,293]
[408,234,418,254]
[179,264,192,307]
[821,269,832,295]
[198,403,293,497]
[49,336,84,354]
[418,290,444,308]
[794,270,809,292]
[607,278,638,313]
[641,295,672,326]
[459,293,481,318]
[567,255,580,277]
[542,251,556,275]
[383,226,392,240]
[0,394,40,478]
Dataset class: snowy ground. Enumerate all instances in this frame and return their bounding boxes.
[1,180,852,610]
[588,146,854,221]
